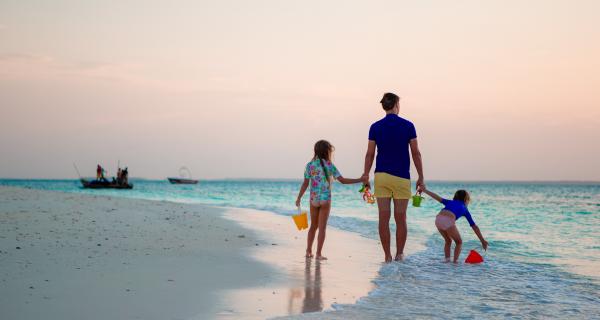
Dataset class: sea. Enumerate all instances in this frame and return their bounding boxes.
[1,179,599,319]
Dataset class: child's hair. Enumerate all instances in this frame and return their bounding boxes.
[313,140,334,186]
[380,92,400,111]
[453,190,470,204]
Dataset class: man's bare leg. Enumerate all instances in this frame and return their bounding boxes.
[377,197,393,263]
[393,199,409,261]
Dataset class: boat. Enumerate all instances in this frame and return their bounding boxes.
[80,179,133,189]
[167,177,198,184]
[167,166,199,184]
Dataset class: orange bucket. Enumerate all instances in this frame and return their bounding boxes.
[292,207,308,230]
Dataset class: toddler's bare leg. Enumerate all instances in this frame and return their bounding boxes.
[437,227,452,261]
[446,226,462,263]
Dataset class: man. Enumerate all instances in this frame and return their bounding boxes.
[362,92,425,262]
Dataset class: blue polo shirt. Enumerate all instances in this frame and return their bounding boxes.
[368,114,417,179]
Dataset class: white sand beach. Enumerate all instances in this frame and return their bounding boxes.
[0,186,381,319]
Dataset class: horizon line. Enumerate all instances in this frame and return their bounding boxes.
[0,177,599,184]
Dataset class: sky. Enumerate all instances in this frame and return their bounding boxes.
[1,0,599,181]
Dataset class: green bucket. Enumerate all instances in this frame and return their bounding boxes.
[412,193,423,207]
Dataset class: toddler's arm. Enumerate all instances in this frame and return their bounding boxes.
[296,178,309,207]
[471,225,489,251]
[423,188,443,203]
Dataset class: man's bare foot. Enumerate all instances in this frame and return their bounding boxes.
[315,255,328,260]
[305,252,313,258]
[444,257,451,263]
[394,253,404,261]
[384,255,393,263]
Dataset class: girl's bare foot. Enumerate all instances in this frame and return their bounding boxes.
[394,253,404,261]
[444,257,451,263]
[315,255,328,260]
[305,252,313,258]
[384,255,393,263]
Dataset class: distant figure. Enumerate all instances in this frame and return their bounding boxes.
[122,167,129,185]
[362,92,425,262]
[296,140,367,260]
[422,187,488,263]
[96,164,106,182]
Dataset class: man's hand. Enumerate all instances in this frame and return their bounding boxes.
[361,173,370,184]
[416,177,426,192]
[482,240,489,251]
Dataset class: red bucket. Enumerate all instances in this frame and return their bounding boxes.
[464,250,484,264]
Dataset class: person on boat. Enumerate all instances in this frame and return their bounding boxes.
[96,164,107,182]
[116,168,122,185]
[122,167,129,185]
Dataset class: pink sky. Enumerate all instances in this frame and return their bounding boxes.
[1,1,599,180]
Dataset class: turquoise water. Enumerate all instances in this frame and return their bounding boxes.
[2,179,599,318]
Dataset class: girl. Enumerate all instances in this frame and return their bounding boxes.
[422,187,488,263]
[296,140,366,260]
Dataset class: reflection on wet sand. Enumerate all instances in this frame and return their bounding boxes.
[288,259,323,314]
[219,208,382,319]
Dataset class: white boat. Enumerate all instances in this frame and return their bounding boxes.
[167,166,199,184]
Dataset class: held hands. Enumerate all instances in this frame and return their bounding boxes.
[361,173,370,187]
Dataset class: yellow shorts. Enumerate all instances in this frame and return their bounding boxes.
[374,173,411,200]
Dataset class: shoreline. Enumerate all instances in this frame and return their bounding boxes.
[0,186,382,319]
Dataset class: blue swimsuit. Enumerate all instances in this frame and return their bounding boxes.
[441,199,476,226]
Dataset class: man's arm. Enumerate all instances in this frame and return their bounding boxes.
[409,138,425,191]
[362,140,376,183]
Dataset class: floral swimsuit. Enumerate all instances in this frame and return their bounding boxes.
[304,159,341,203]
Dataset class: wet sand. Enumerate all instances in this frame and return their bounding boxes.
[0,186,380,319]
[217,208,381,319]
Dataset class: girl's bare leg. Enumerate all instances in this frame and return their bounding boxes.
[445,226,463,263]
[315,201,331,260]
[306,203,320,258]
[437,227,452,262]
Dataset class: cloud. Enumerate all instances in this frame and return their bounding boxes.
[0,53,198,93]
[0,53,53,62]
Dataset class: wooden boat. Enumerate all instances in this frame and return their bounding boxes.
[167,166,199,184]
[80,179,133,189]
[167,177,198,184]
